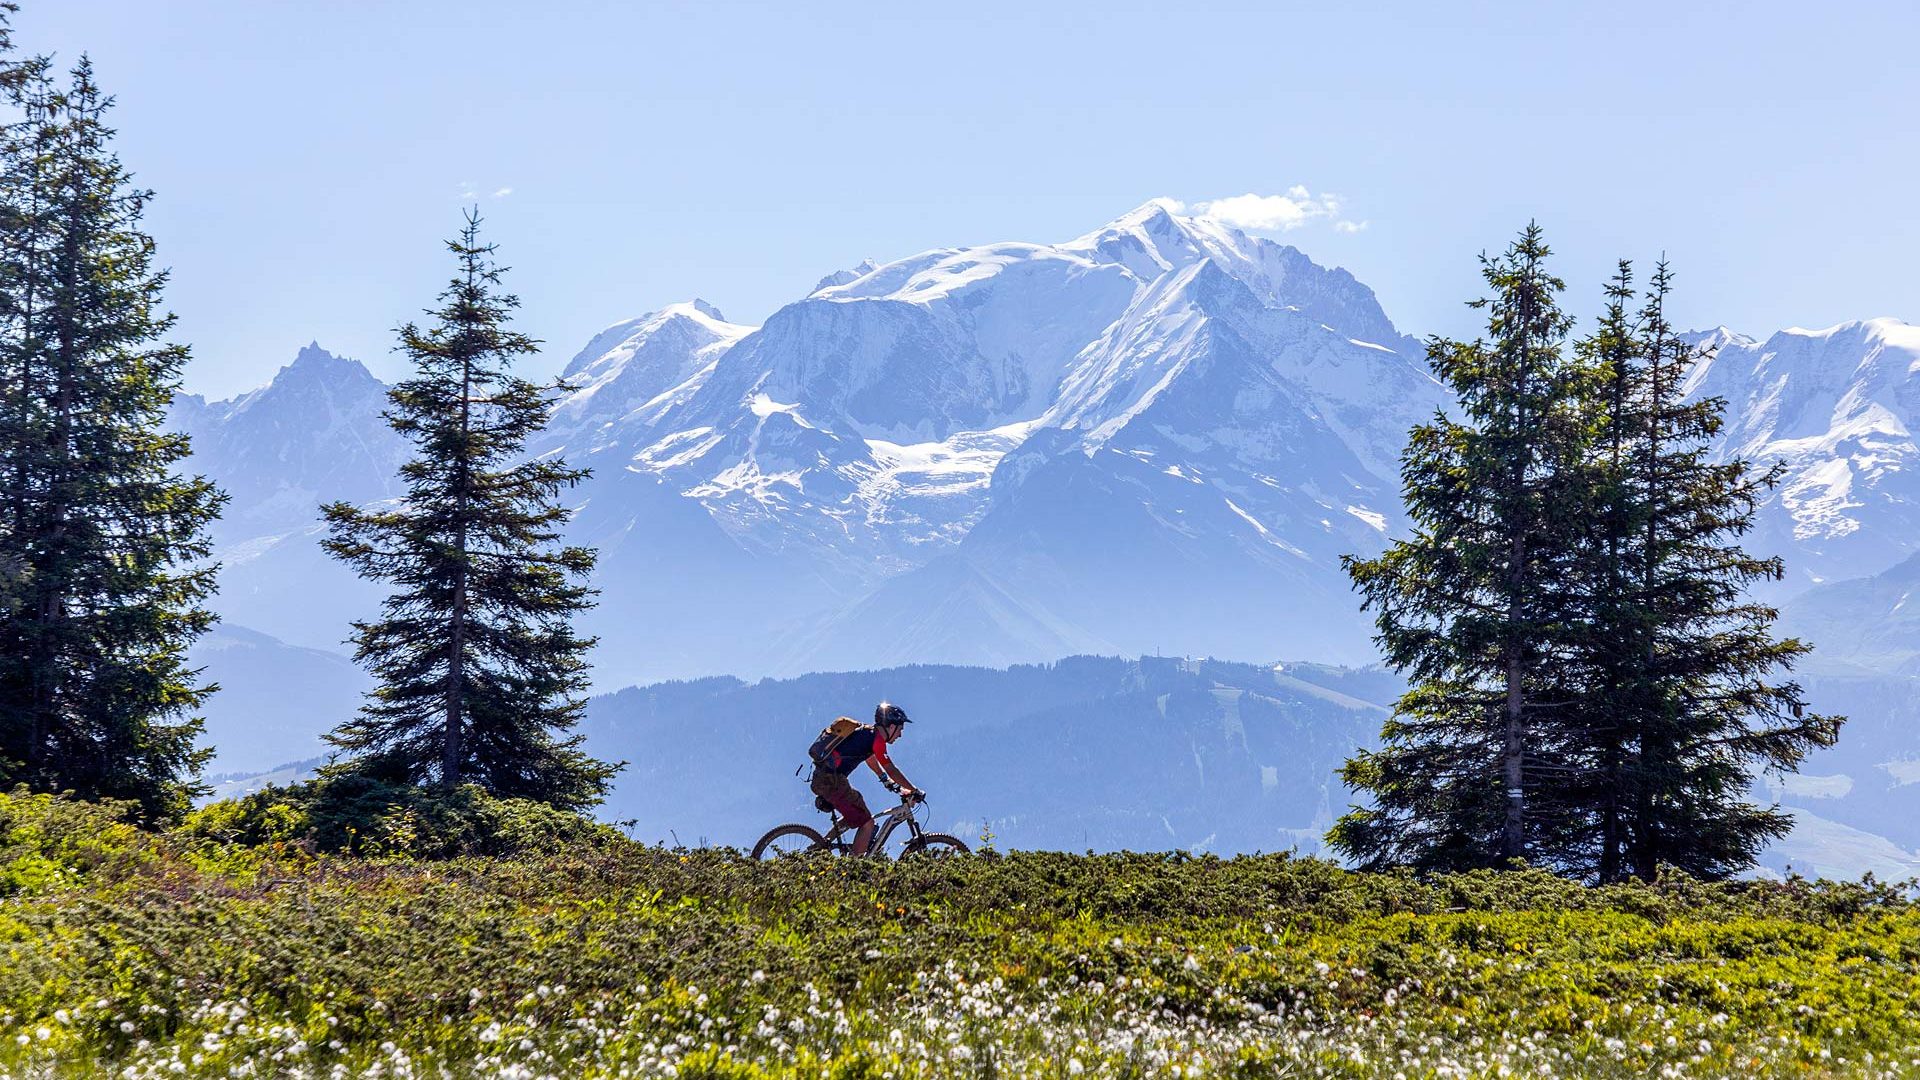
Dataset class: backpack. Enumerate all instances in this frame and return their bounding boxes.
[807,716,865,767]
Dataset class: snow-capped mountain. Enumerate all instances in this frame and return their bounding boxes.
[787,256,1436,669]
[168,343,403,654]
[544,299,753,452]
[176,204,1440,683]
[518,202,1441,675]
[174,206,1917,691]
[1685,318,1920,587]
[172,342,406,540]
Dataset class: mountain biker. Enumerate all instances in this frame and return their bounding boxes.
[810,702,918,856]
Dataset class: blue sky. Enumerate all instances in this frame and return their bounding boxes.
[19,0,1920,397]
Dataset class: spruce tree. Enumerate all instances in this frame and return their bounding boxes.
[0,55,225,820]
[1337,234,1845,880]
[1329,224,1599,873]
[322,212,616,810]
[1564,261,1647,883]
[1574,263,1841,881]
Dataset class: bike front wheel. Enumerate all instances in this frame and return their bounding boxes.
[899,833,970,858]
[750,823,830,859]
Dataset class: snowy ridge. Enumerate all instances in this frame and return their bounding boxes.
[1062,203,1412,354]
[1685,317,1920,586]
[163,342,407,657]
[545,301,755,454]
[1045,260,1219,442]
[533,204,1435,595]
[175,203,1442,679]
[809,259,879,294]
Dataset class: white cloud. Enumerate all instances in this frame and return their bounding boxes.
[454,182,514,202]
[1190,188,1365,234]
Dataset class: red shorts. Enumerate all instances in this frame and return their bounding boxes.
[810,769,871,827]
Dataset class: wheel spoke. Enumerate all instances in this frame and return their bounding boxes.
[767,834,815,856]
[750,823,828,859]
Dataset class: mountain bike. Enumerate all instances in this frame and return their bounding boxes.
[751,786,969,859]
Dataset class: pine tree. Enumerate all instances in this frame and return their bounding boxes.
[1574,263,1841,881]
[1545,260,1650,883]
[1338,232,1846,880]
[0,55,225,820]
[321,211,617,810]
[1328,224,1600,873]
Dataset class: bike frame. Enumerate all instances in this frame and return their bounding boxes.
[820,796,925,856]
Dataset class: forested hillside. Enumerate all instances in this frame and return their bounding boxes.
[581,656,1393,854]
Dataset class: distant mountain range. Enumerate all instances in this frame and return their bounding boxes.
[581,656,1391,854]
[192,647,1920,878]
[174,204,1451,685]
[167,203,1920,876]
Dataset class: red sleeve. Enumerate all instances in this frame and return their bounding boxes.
[870,729,891,766]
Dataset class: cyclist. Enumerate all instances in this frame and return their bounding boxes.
[810,702,918,856]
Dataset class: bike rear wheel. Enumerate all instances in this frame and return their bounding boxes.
[899,833,970,858]
[750,823,830,859]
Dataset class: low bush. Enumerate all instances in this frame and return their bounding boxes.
[1,789,1916,1077]
[0,788,158,896]
[177,775,627,858]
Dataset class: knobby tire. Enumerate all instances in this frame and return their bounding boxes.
[899,833,969,858]
[750,823,829,859]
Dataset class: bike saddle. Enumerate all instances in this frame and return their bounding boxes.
[814,795,836,814]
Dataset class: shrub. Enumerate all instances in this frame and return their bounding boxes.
[178,775,626,858]
[0,788,157,896]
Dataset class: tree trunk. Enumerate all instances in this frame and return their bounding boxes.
[28,178,83,784]
[1599,753,1622,883]
[1632,304,1667,881]
[1501,258,1534,865]
[14,102,51,781]
[1503,594,1526,861]
[443,353,472,790]
[1600,338,1628,883]
[1501,372,1528,862]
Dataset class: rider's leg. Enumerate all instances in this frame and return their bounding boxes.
[812,769,872,850]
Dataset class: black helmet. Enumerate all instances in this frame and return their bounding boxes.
[875,702,910,728]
